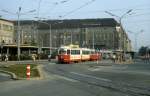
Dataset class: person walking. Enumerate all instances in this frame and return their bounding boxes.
[4,54,8,62]
[0,54,2,61]
[112,54,116,63]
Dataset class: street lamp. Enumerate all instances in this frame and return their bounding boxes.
[105,10,132,51]
[83,24,101,49]
[34,19,52,55]
[146,45,150,61]
[71,31,73,44]
[105,10,132,61]
[34,17,64,53]
[128,30,144,52]
[1,7,36,61]
[17,7,21,61]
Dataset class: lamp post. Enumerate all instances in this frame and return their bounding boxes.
[128,30,144,52]
[105,10,132,62]
[1,7,36,61]
[82,24,101,49]
[92,30,95,49]
[71,31,72,44]
[17,7,21,61]
[146,45,150,61]
[34,19,52,55]
[105,10,132,51]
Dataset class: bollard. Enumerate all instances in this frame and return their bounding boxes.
[26,64,30,80]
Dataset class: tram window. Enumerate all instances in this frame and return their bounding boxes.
[71,50,80,55]
[91,51,95,54]
[82,50,90,54]
[67,50,70,54]
[59,49,66,54]
[76,50,80,54]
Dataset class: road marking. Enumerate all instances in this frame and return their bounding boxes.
[70,72,112,82]
[53,75,78,82]
[90,68,101,71]
[48,62,56,65]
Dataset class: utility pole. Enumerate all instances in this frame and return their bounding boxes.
[2,8,36,61]
[105,10,132,52]
[71,31,72,44]
[105,10,132,62]
[128,30,144,52]
[34,19,52,55]
[17,7,21,61]
[92,31,94,49]
[49,24,52,55]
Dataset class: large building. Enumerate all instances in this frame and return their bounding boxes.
[16,18,132,52]
[0,19,14,45]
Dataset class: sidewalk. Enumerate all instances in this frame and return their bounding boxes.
[98,59,133,64]
[99,59,113,64]
[0,59,48,65]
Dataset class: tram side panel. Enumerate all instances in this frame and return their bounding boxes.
[70,49,81,62]
[81,49,90,61]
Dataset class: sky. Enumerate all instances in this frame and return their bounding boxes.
[0,0,150,51]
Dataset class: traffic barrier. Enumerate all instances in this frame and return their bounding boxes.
[26,64,30,80]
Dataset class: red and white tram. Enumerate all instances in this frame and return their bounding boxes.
[58,45,101,64]
[90,49,101,61]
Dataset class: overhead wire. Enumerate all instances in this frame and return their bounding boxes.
[37,0,71,19]
[60,0,96,18]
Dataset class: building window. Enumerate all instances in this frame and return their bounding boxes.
[2,24,13,31]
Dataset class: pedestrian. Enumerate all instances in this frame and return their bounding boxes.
[2,54,5,61]
[32,54,37,61]
[0,54,2,61]
[4,54,8,62]
[32,54,36,61]
[48,54,51,61]
[112,54,116,63]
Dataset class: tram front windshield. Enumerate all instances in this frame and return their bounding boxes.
[59,49,67,55]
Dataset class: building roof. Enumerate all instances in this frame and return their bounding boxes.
[14,18,119,29]
[0,18,13,23]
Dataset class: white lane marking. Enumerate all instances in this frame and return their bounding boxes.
[48,62,56,65]
[70,72,112,82]
[53,75,78,82]
[89,65,129,72]
[90,68,101,71]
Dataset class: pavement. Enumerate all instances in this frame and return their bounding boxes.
[0,59,49,65]
[0,59,150,96]
[0,73,12,82]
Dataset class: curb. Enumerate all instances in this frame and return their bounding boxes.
[0,64,44,81]
[0,70,18,80]
[15,65,44,80]
[116,61,134,64]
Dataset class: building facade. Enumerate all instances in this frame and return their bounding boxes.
[17,18,132,52]
[0,19,14,45]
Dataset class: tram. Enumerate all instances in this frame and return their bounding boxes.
[57,45,101,64]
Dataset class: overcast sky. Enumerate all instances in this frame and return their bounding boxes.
[0,0,150,50]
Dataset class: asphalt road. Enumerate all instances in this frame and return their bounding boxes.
[0,60,150,96]
[0,73,12,82]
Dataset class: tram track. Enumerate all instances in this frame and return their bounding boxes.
[44,64,150,96]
